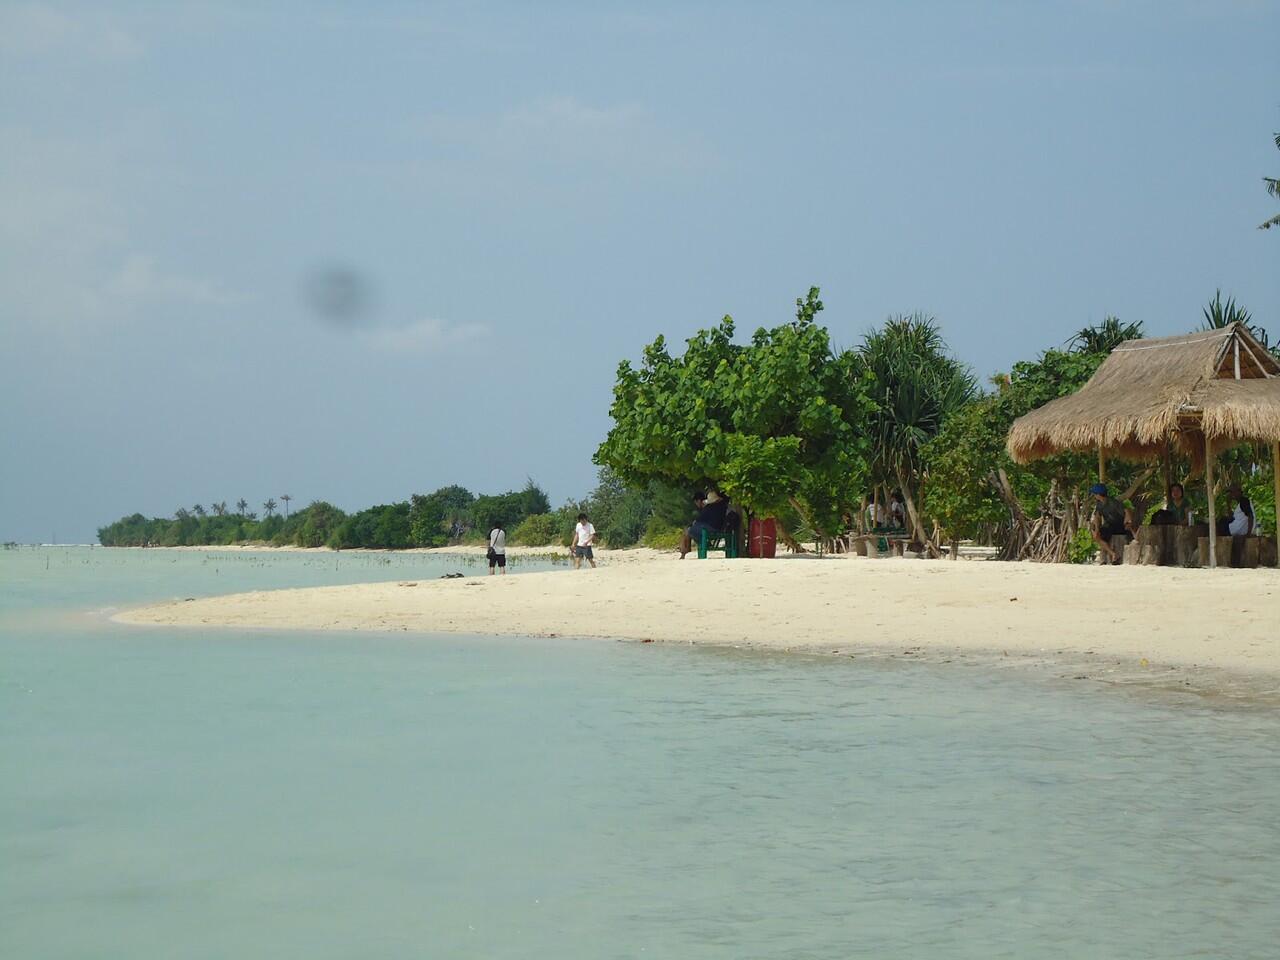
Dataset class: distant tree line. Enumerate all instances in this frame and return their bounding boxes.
[96,473,698,551]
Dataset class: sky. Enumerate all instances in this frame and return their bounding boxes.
[2,1,1277,543]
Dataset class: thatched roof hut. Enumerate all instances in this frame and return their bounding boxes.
[1007,322,1280,569]
[1008,323,1280,464]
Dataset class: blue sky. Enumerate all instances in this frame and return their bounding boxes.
[2,1,1277,543]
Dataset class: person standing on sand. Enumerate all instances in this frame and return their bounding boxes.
[572,513,597,569]
[487,522,507,576]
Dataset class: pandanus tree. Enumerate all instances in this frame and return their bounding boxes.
[854,314,975,552]
[1261,130,1279,231]
[1068,316,1143,355]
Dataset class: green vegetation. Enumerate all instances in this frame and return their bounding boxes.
[99,288,1278,560]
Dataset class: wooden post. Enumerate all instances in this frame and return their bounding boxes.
[1274,442,1280,569]
[1205,434,1217,570]
[1098,447,1106,483]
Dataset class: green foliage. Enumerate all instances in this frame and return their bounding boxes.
[295,501,346,548]
[1068,316,1144,355]
[1201,289,1271,351]
[510,513,560,546]
[329,502,411,550]
[1066,527,1097,564]
[409,485,475,547]
[641,518,685,550]
[924,347,1118,542]
[595,286,874,535]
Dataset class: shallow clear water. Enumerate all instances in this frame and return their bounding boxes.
[3,547,1278,958]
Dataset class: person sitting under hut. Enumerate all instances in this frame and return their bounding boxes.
[1216,485,1256,537]
[1090,482,1134,564]
[1152,482,1192,526]
[679,488,730,559]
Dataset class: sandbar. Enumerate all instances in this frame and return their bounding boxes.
[115,553,1280,703]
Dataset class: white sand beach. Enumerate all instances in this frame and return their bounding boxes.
[116,553,1280,699]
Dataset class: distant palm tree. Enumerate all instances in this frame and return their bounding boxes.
[263,498,277,518]
[212,501,228,517]
[193,504,206,518]
[281,494,292,519]
[175,507,191,521]
[236,498,248,516]
[1261,130,1279,230]
[1068,316,1144,354]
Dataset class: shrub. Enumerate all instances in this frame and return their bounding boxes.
[1066,526,1097,564]
[641,518,684,551]
[510,513,559,546]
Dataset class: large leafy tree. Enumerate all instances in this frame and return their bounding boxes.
[595,288,874,539]
[853,314,975,546]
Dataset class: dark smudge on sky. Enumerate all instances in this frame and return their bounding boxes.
[302,266,375,327]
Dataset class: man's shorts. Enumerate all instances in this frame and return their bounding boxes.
[488,552,506,568]
[574,545,593,560]
[1099,523,1131,541]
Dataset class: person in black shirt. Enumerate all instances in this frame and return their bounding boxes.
[680,489,730,558]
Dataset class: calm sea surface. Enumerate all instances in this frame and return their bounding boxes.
[3,546,1278,958]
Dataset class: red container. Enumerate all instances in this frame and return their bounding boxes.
[748,517,777,558]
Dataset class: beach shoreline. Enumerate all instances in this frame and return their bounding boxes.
[113,553,1280,705]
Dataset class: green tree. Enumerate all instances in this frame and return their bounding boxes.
[263,498,277,518]
[595,287,874,542]
[1201,289,1270,350]
[854,314,975,547]
[409,485,475,546]
[1068,316,1144,354]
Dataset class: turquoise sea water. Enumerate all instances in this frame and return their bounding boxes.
[3,547,1279,958]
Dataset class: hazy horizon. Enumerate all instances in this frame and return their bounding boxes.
[3,1,1277,543]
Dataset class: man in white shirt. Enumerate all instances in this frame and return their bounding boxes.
[1224,485,1256,537]
[572,512,597,569]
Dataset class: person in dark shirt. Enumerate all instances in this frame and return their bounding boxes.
[679,489,730,558]
[1090,482,1133,564]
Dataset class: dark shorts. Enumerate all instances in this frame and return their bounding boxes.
[1099,523,1131,541]
[574,545,593,559]
[488,552,506,568]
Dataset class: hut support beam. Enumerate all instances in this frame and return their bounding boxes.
[1098,448,1106,483]
[1274,442,1280,569]
[1205,434,1217,570]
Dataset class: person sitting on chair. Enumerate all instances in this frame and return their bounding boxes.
[1216,485,1256,537]
[680,488,729,559]
[1090,483,1133,564]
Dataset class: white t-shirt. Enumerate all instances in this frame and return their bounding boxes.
[574,522,595,547]
[1227,505,1253,536]
[488,528,506,553]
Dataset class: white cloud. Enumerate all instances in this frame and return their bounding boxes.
[99,254,234,308]
[0,2,143,62]
[359,318,491,353]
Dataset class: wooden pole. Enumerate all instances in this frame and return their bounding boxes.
[1205,434,1217,570]
[1098,447,1106,483]
[1274,441,1280,569]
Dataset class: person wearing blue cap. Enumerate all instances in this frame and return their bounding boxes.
[1089,482,1133,563]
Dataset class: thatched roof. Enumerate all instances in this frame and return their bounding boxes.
[1008,323,1280,464]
